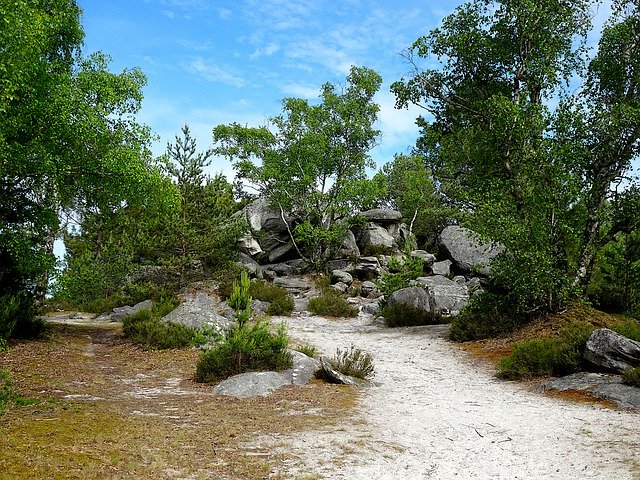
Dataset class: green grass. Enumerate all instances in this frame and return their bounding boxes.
[250,279,295,316]
[308,291,358,318]
[1,370,39,415]
[381,303,445,327]
[329,345,375,380]
[622,367,640,387]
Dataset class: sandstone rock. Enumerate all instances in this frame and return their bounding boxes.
[357,222,398,253]
[213,371,290,398]
[237,234,265,259]
[162,292,231,334]
[438,225,504,276]
[95,299,153,322]
[332,282,349,294]
[287,350,321,386]
[362,300,381,315]
[583,328,640,373]
[336,229,360,258]
[387,286,432,313]
[319,357,369,386]
[360,280,378,298]
[353,256,382,277]
[432,260,452,277]
[360,208,402,224]
[236,253,262,278]
[411,250,436,266]
[331,270,353,285]
[415,276,469,316]
[274,276,313,294]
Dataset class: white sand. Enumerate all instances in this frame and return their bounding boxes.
[265,312,640,479]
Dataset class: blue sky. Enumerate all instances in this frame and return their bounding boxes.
[78,0,614,179]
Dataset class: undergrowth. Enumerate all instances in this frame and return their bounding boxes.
[0,370,39,415]
[308,291,358,318]
[381,303,445,327]
[377,255,424,296]
[250,279,295,316]
[329,345,374,380]
[622,367,640,387]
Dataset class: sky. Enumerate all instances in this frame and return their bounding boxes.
[77,0,614,179]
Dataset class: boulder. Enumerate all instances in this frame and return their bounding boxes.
[95,299,153,322]
[438,225,504,276]
[411,250,436,267]
[414,276,469,316]
[353,256,382,277]
[273,276,313,294]
[362,300,381,316]
[583,328,640,373]
[213,371,290,398]
[360,281,379,298]
[287,350,321,386]
[319,357,369,386]
[332,282,349,294]
[432,260,452,277]
[357,222,398,253]
[360,208,402,224]
[162,292,231,334]
[237,234,265,259]
[331,270,353,285]
[236,253,262,278]
[387,286,432,313]
[336,229,360,258]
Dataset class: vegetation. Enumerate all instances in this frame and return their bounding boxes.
[195,320,292,383]
[308,291,358,318]
[0,370,38,415]
[377,255,425,296]
[381,303,444,328]
[213,66,384,266]
[295,343,318,358]
[227,270,253,326]
[622,367,640,388]
[329,345,375,381]
[250,279,295,316]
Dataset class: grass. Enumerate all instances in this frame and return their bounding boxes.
[122,308,197,350]
[250,279,295,316]
[295,343,318,358]
[329,345,375,380]
[381,303,445,327]
[0,321,357,479]
[622,367,640,387]
[308,291,358,318]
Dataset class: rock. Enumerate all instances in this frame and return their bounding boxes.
[432,260,452,277]
[213,371,290,398]
[534,372,640,410]
[287,350,321,386]
[360,281,378,298]
[583,328,640,373]
[95,299,153,322]
[438,225,505,276]
[274,276,313,294]
[251,299,270,315]
[319,357,369,386]
[466,277,483,293]
[452,275,466,285]
[331,270,353,285]
[326,259,355,272]
[236,253,263,278]
[411,250,436,267]
[162,292,231,334]
[387,286,432,313]
[362,300,381,315]
[336,229,360,258]
[360,208,402,224]
[415,276,469,316]
[332,282,349,294]
[260,262,293,276]
[353,256,382,277]
[392,223,416,250]
[357,222,398,254]
[237,234,265,259]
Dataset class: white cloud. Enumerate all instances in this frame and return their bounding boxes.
[162,10,175,20]
[187,58,246,87]
[280,83,320,99]
[217,7,233,20]
[250,42,280,59]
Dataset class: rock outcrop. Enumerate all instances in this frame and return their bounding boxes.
[438,225,504,276]
[583,328,640,373]
[162,292,231,334]
[414,276,469,316]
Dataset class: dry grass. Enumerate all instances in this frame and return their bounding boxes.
[0,322,356,479]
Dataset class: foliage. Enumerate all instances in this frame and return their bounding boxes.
[497,324,593,380]
[0,293,39,344]
[391,0,640,317]
[377,256,425,296]
[122,308,197,351]
[228,271,252,326]
[295,343,318,358]
[195,321,292,383]
[329,345,375,380]
[381,303,444,328]
[610,319,640,342]
[214,263,249,300]
[248,279,295,316]
[622,367,640,387]
[308,291,358,318]
[213,66,384,266]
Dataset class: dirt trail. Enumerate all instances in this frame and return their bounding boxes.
[268,312,640,479]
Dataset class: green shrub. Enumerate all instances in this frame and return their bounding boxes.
[122,308,196,350]
[497,323,592,380]
[214,263,248,299]
[622,367,640,387]
[250,279,295,316]
[195,321,293,383]
[308,291,358,318]
[381,302,445,327]
[377,256,424,296]
[228,271,252,326]
[0,293,43,343]
[329,345,375,380]
[610,319,640,342]
[295,343,318,358]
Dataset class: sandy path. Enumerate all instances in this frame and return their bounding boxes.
[266,312,640,479]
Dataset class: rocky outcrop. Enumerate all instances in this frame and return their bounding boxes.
[213,371,291,398]
[95,299,153,322]
[583,329,640,373]
[360,208,402,224]
[162,292,231,334]
[414,276,469,316]
[438,225,504,276]
[357,223,398,254]
[387,286,433,314]
[319,357,370,386]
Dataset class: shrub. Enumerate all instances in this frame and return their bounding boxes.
[308,291,358,318]
[228,271,252,326]
[497,323,592,380]
[610,318,640,342]
[0,293,44,343]
[381,302,444,327]
[622,367,640,387]
[329,345,374,380]
[377,256,424,296]
[214,263,248,299]
[250,279,295,316]
[122,301,196,350]
[195,321,292,383]
[295,343,318,358]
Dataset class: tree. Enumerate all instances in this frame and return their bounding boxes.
[213,66,383,265]
[1,1,157,335]
[392,0,640,315]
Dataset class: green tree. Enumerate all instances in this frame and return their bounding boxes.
[392,0,639,316]
[213,66,383,266]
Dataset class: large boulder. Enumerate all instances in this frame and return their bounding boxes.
[438,225,504,276]
[162,292,231,334]
[357,222,398,254]
[583,328,640,373]
[353,256,382,277]
[336,229,360,258]
[288,350,321,386]
[273,276,313,294]
[319,357,369,386]
[414,276,469,316]
[95,299,153,322]
[387,286,433,313]
[213,371,290,398]
[331,270,353,285]
[360,208,402,224]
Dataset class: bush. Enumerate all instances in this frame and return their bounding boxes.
[250,279,295,316]
[214,263,248,299]
[308,291,358,318]
[329,345,374,380]
[295,343,318,358]
[622,367,640,387]
[381,302,444,327]
[377,256,424,296]
[497,323,592,380]
[122,299,196,350]
[0,293,43,343]
[195,320,292,383]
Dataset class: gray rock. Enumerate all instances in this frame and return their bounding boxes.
[331,270,353,285]
[326,259,355,272]
[261,262,293,276]
[236,253,263,278]
[360,208,403,224]
[387,286,432,313]
[251,299,270,315]
[319,357,369,386]
[466,277,483,293]
[332,282,349,294]
[362,300,381,315]
[452,275,466,285]
[584,328,640,373]
[439,225,505,276]
[534,372,640,410]
[162,293,231,333]
[336,229,360,258]
[237,234,265,259]
[432,260,452,277]
[274,276,313,294]
[357,222,398,253]
[353,256,382,277]
[213,371,290,398]
[415,276,469,316]
[411,250,436,266]
[287,350,321,386]
[392,223,416,250]
[95,299,153,322]
[360,280,379,298]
